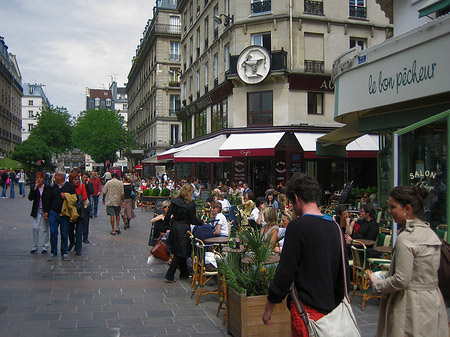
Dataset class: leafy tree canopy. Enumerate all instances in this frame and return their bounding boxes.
[11,134,53,168]
[72,108,133,164]
[32,105,73,154]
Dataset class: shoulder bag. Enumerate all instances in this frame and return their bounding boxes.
[290,220,361,337]
[150,234,170,261]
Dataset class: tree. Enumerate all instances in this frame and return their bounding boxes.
[72,108,133,165]
[11,135,53,169]
[32,105,73,154]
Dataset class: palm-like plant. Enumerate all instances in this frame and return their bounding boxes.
[218,227,277,296]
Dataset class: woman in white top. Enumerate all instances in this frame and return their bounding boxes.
[211,202,229,237]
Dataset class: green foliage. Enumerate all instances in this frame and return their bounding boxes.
[32,106,73,155]
[152,187,160,196]
[218,228,277,296]
[11,134,53,168]
[142,189,152,196]
[72,108,134,165]
[160,188,170,196]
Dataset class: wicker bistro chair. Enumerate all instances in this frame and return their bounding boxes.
[350,241,382,310]
[367,232,392,270]
[190,238,223,305]
[216,270,228,325]
[187,231,200,289]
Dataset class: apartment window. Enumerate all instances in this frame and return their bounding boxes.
[349,0,367,18]
[170,42,180,60]
[224,44,230,72]
[350,37,366,50]
[189,37,193,65]
[196,70,201,98]
[204,17,209,49]
[211,99,228,131]
[28,124,34,131]
[196,28,201,57]
[182,117,192,141]
[204,0,209,7]
[194,110,207,137]
[28,100,33,106]
[106,98,112,107]
[247,91,273,126]
[28,110,34,118]
[304,0,323,15]
[304,33,324,73]
[169,95,180,115]
[214,6,219,40]
[94,98,100,107]
[169,16,180,33]
[213,54,219,87]
[170,124,180,145]
[307,92,324,115]
[251,32,271,51]
[204,63,209,93]
[251,0,271,14]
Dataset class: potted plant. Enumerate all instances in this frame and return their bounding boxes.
[152,187,160,196]
[218,228,291,337]
[160,187,170,197]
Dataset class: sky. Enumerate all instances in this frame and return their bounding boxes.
[1,0,154,116]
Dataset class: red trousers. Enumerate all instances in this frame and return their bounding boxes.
[290,301,326,337]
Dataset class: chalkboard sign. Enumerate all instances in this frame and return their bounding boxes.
[200,189,211,201]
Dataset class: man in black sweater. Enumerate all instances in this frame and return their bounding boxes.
[45,171,76,261]
[262,173,348,334]
[345,203,379,244]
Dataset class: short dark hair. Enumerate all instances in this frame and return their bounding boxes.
[336,204,347,216]
[285,173,321,204]
[255,197,267,208]
[362,203,376,219]
[111,172,119,179]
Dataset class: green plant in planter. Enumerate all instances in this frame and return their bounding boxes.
[142,189,152,196]
[160,188,170,197]
[152,187,160,196]
[218,227,277,296]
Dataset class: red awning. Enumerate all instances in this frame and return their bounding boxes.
[133,164,143,170]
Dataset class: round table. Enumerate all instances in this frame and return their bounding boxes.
[204,236,229,245]
[242,254,280,265]
[374,245,393,258]
[352,239,376,247]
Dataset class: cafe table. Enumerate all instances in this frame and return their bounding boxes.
[352,239,376,247]
[204,236,229,252]
[374,245,393,258]
[241,253,280,265]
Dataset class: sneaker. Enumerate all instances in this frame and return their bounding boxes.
[30,249,37,254]
[83,239,89,244]
[41,250,48,254]
[62,254,70,261]
[48,254,57,261]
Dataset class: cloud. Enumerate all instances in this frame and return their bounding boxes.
[1,0,154,115]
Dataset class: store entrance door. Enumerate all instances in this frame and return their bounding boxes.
[249,159,273,198]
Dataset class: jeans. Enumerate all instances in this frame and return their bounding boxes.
[69,217,83,253]
[90,195,99,217]
[83,208,90,240]
[19,182,25,196]
[32,209,49,251]
[1,184,6,198]
[9,182,15,198]
[49,210,69,256]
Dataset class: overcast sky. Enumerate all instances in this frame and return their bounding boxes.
[1,0,154,116]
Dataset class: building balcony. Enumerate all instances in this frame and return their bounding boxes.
[227,49,288,77]
[304,60,324,73]
[153,24,181,35]
[304,0,324,15]
[349,6,367,18]
[169,53,180,61]
[169,81,180,87]
[251,1,271,14]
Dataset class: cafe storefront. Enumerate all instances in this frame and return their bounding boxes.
[325,15,450,239]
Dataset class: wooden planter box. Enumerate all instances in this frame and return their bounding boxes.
[227,289,291,337]
[140,195,170,211]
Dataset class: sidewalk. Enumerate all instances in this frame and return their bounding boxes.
[0,185,386,336]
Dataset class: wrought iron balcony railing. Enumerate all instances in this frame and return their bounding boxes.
[251,1,271,14]
[304,60,324,73]
[349,5,367,18]
[304,0,324,15]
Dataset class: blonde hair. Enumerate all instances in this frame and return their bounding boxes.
[283,210,296,221]
[179,183,194,203]
[263,207,278,225]
[277,193,287,207]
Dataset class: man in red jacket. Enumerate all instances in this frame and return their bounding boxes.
[89,171,102,218]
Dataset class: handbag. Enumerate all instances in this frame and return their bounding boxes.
[74,195,83,216]
[150,234,170,261]
[290,220,361,337]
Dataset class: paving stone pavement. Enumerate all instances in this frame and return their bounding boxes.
[1,185,446,336]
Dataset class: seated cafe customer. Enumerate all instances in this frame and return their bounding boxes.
[211,202,229,237]
[345,203,379,244]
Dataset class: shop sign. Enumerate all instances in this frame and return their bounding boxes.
[409,169,437,191]
[289,74,334,92]
[237,45,271,84]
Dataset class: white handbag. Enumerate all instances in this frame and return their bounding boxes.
[291,220,361,337]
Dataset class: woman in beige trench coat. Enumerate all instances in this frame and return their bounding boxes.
[368,185,448,337]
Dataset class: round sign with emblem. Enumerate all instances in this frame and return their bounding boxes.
[237,45,271,84]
